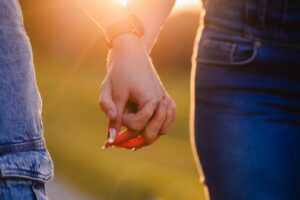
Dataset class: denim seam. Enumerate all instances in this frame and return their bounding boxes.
[244,0,249,28]
[205,25,300,49]
[229,43,237,62]
[278,0,288,44]
[31,181,38,200]
[257,0,268,29]
[0,168,53,182]
[197,40,260,66]
[0,139,45,155]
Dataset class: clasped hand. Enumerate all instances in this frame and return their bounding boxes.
[99,34,176,150]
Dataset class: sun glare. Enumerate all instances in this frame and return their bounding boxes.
[175,0,200,9]
[116,0,200,9]
[117,0,127,6]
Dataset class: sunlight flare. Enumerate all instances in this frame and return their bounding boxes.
[117,0,127,6]
[116,0,200,9]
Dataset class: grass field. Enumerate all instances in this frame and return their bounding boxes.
[35,57,206,200]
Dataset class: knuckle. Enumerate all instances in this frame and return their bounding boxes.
[148,99,159,110]
[143,109,154,119]
[169,99,176,109]
[163,95,171,101]
[161,127,170,135]
[98,95,106,106]
[170,103,177,114]
[98,96,109,111]
[164,96,176,108]
[172,102,177,110]
[153,99,160,107]
[143,132,157,144]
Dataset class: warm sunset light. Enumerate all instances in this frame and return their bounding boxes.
[174,0,200,9]
[117,0,200,9]
[15,1,293,199]
[117,0,127,6]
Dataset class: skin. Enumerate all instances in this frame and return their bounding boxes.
[77,0,177,150]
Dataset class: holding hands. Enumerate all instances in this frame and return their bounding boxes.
[99,34,176,150]
[77,0,176,150]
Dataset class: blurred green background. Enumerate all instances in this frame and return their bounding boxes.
[19,0,205,199]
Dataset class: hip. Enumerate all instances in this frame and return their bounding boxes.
[193,27,300,124]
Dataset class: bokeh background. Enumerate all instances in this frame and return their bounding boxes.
[19,0,205,199]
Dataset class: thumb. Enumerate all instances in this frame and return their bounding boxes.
[99,79,117,121]
[106,99,126,146]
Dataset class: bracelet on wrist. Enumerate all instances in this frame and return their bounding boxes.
[103,15,145,48]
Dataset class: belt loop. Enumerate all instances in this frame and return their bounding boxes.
[257,0,268,29]
[244,0,249,25]
[245,0,257,26]
[279,0,289,44]
[245,0,268,29]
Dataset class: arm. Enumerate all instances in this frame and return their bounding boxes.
[127,0,176,51]
[75,0,127,30]
[107,0,177,149]
[77,0,176,149]
[76,0,175,50]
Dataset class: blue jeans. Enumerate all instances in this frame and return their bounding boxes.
[192,0,300,199]
[0,0,53,198]
[0,178,47,200]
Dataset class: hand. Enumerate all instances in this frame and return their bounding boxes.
[99,34,176,149]
[114,96,176,150]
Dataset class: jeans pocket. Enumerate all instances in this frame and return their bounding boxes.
[0,178,48,200]
[196,29,261,67]
[32,180,48,200]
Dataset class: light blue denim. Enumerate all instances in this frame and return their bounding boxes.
[0,178,47,200]
[0,0,53,198]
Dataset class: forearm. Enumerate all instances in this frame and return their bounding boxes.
[127,0,176,52]
[75,0,127,30]
[77,0,175,50]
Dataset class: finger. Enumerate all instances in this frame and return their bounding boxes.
[140,99,168,145]
[122,99,158,132]
[98,79,117,121]
[110,129,139,145]
[160,97,176,134]
[163,95,176,121]
[115,100,167,150]
[170,99,176,123]
[159,103,173,135]
[105,99,127,147]
[111,100,158,147]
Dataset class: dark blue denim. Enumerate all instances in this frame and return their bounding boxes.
[0,0,53,197]
[192,0,300,199]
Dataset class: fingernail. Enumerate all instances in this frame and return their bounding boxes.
[108,128,116,143]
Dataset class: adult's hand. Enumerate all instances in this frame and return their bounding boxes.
[114,96,176,150]
[99,33,176,149]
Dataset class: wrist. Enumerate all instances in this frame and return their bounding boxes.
[103,15,145,48]
[112,33,145,51]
